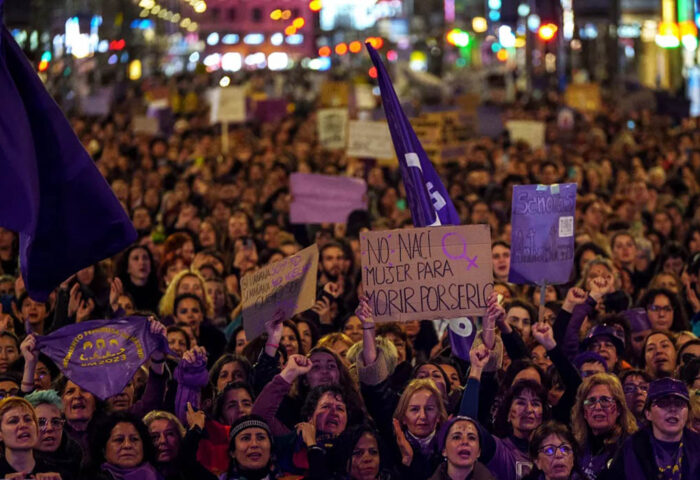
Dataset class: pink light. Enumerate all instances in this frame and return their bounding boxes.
[444,0,455,23]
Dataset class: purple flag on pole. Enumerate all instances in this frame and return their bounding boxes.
[508,184,577,285]
[367,44,476,359]
[0,4,137,300]
[35,317,166,400]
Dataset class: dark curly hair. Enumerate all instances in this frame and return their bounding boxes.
[494,380,550,438]
[300,384,360,428]
[88,411,156,469]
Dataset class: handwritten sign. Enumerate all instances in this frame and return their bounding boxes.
[241,244,318,339]
[360,225,493,322]
[210,86,246,123]
[346,120,394,159]
[317,108,348,150]
[506,120,546,149]
[290,173,367,224]
[508,184,577,285]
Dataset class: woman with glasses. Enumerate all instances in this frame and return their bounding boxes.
[638,288,689,332]
[571,374,637,480]
[523,422,583,480]
[619,370,651,426]
[25,389,81,480]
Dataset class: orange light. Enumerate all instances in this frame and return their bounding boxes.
[293,17,305,29]
[281,10,292,20]
[368,66,377,78]
[365,37,384,49]
[285,25,297,36]
[38,60,49,72]
[679,20,696,37]
[349,41,362,53]
[538,23,558,41]
[496,49,508,61]
[309,0,322,12]
[318,46,331,57]
[335,42,348,55]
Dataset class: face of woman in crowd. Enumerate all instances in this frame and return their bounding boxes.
[612,235,637,266]
[117,295,135,315]
[582,384,620,435]
[0,336,19,373]
[21,298,48,327]
[644,333,677,377]
[533,433,575,480]
[492,245,511,280]
[312,391,348,436]
[343,316,363,344]
[415,364,448,398]
[62,380,97,424]
[506,306,532,341]
[175,298,204,333]
[234,329,248,355]
[280,326,300,357]
[508,389,543,438]
[645,396,689,441]
[384,333,406,363]
[622,375,649,417]
[221,387,253,426]
[403,389,440,438]
[646,294,674,331]
[307,352,340,388]
[349,432,380,480]
[440,364,461,391]
[216,361,247,393]
[0,406,38,451]
[105,422,144,469]
[177,275,204,300]
[295,322,313,354]
[167,330,188,358]
[531,345,552,372]
[233,427,271,470]
[35,403,64,452]
[443,420,480,470]
[199,222,217,248]
[149,419,181,463]
[127,248,151,283]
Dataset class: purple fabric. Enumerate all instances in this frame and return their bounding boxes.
[508,184,577,285]
[486,436,532,480]
[101,461,163,480]
[129,369,167,419]
[251,374,293,437]
[367,44,474,359]
[289,173,367,224]
[35,317,167,400]
[0,7,136,300]
[562,297,597,360]
[174,356,209,426]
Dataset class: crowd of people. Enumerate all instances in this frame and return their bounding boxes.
[0,71,699,480]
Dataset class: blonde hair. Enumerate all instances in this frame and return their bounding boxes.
[393,378,447,427]
[317,333,354,351]
[159,269,213,318]
[0,397,37,432]
[577,256,621,290]
[571,373,637,448]
[143,410,186,438]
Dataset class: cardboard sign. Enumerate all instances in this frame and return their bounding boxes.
[241,244,319,339]
[290,173,367,224]
[360,225,493,322]
[131,115,159,136]
[508,184,577,285]
[355,84,376,110]
[506,120,546,149]
[317,108,348,150]
[320,81,350,107]
[564,83,601,112]
[346,120,394,159]
[210,86,246,123]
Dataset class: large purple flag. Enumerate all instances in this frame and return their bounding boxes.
[367,44,475,359]
[508,184,577,285]
[0,2,137,300]
[35,317,166,400]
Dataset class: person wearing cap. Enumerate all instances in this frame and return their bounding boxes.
[222,414,278,480]
[572,352,607,379]
[579,324,626,374]
[622,308,652,366]
[428,416,494,480]
[601,377,700,479]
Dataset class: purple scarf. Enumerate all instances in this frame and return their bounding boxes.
[173,355,209,425]
[101,462,163,480]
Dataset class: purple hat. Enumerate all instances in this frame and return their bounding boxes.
[645,378,690,408]
[437,416,482,452]
[580,324,626,355]
[573,351,609,372]
[622,308,651,333]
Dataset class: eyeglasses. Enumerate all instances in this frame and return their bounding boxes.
[623,384,649,394]
[649,305,673,313]
[653,397,687,410]
[0,389,19,399]
[539,444,573,457]
[583,396,616,410]
[38,418,65,429]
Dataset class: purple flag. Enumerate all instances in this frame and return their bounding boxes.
[508,184,577,285]
[0,5,137,300]
[35,317,166,400]
[290,173,367,224]
[367,44,475,359]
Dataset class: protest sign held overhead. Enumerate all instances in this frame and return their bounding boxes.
[317,108,348,150]
[508,184,577,285]
[35,317,168,400]
[346,120,394,159]
[506,120,546,149]
[360,225,493,322]
[210,86,246,124]
[241,244,319,339]
[290,173,367,224]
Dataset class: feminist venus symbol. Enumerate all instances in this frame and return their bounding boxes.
[441,232,478,270]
